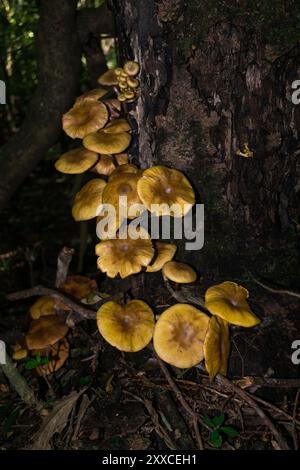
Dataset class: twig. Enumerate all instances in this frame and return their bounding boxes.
[292,388,300,450]
[157,356,204,450]
[215,373,290,450]
[1,353,43,411]
[7,285,96,320]
[248,271,300,299]
[72,393,91,442]
[55,247,74,288]
[162,274,206,310]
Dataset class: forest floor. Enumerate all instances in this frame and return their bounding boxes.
[0,156,300,451]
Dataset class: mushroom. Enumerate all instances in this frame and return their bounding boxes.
[29,296,56,320]
[97,68,119,86]
[103,98,121,118]
[12,344,28,361]
[96,208,124,240]
[83,129,131,155]
[62,101,109,140]
[203,316,230,380]
[204,281,260,327]
[108,163,139,181]
[34,338,70,376]
[72,178,106,221]
[75,87,108,104]
[102,172,144,219]
[103,118,131,134]
[137,166,195,217]
[153,304,210,368]
[96,300,155,352]
[162,261,197,283]
[55,148,98,174]
[114,153,129,165]
[93,155,117,176]
[95,227,154,278]
[146,242,177,273]
[26,316,68,350]
[123,61,140,76]
[60,275,98,301]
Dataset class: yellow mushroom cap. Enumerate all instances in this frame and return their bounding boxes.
[117,93,126,102]
[55,148,98,174]
[153,304,210,368]
[12,348,28,361]
[83,130,131,155]
[108,163,139,181]
[137,166,195,217]
[123,61,140,76]
[34,338,70,376]
[102,173,144,219]
[29,296,56,320]
[146,242,177,272]
[97,300,155,352]
[95,227,154,279]
[103,118,131,134]
[103,98,122,118]
[97,68,119,86]
[93,155,117,176]
[72,178,106,221]
[204,281,261,327]
[62,101,109,140]
[60,275,98,300]
[203,316,230,380]
[163,261,197,283]
[26,316,68,350]
[75,87,108,103]
[127,77,140,88]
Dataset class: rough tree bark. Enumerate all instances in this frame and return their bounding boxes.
[0,1,114,210]
[113,0,300,281]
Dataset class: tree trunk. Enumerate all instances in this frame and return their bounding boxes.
[114,0,300,283]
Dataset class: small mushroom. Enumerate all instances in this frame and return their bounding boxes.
[137,166,195,217]
[163,261,197,283]
[153,304,210,368]
[146,242,177,273]
[72,178,106,221]
[95,227,154,278]
[203,316,230,380]
[29,296,56,320]
[108,163,139,181]
[127,77,140,89]
[103,118,131,134]
[55,148,98,174]
[26,316,68,350]
[75,88,108,103]
[97,68,119,86]
[97,300,155,352]
[93,155,117,176]
[123,61,140,76]
[62,101,109,140]
[114,153,129,165]
[34,338,70,376]
[204,281,260,327]
[12,344,28,361]
[60,275,98,301]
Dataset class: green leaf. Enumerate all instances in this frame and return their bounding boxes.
[25,359,37,370]
[210,430,223,448]
[35,352,41,363]
[40,356,50,365]
[203,415,214,427]
[220,426,239,437]
[212,414,225,427]
[79,375,92,386]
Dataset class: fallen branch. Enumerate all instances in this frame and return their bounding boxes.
[215,373,290,450]
[7,286,96,320]
[157,356,204,450]
[55,247,75,288]
[248,271,300,300]
[162,275,206,310]
[1,353,43,411]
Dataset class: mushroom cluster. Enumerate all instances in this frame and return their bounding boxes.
[50,60,262,382]
[96,280,260,378]
[98,61,140,103]
[11,275,99,375]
